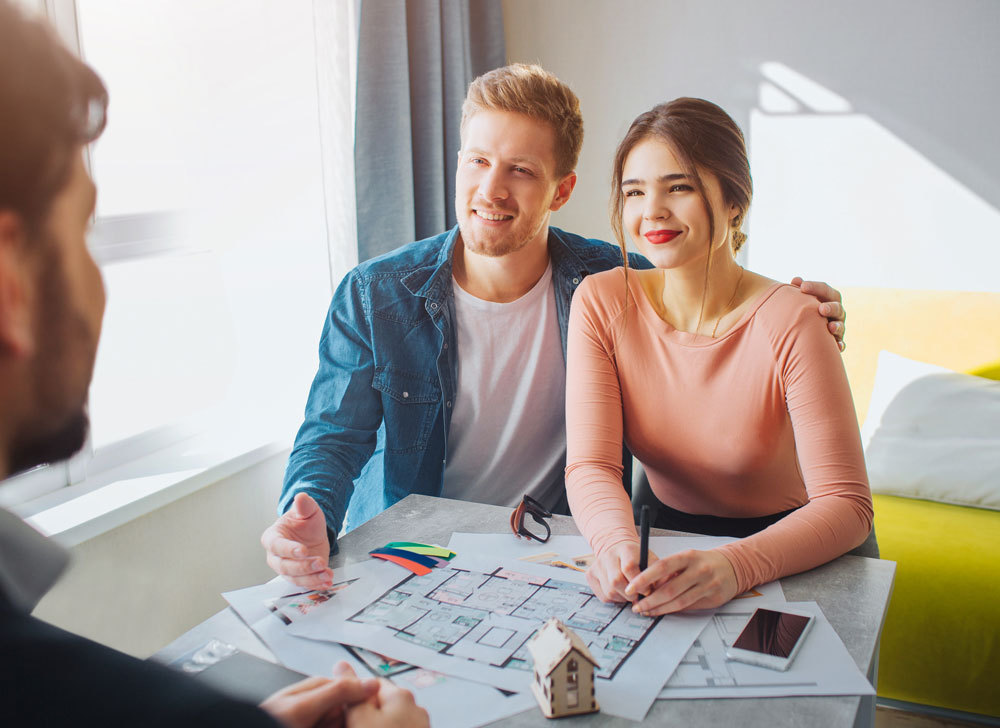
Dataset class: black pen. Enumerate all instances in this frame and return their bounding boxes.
[638,505,650,599]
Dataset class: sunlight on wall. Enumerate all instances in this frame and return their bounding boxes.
[748,62,1000,293]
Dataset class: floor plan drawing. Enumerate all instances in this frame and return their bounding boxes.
[286,555,714,721]
[222,566,537,728]
[265,578,358,625]
[659,601,876,700]
[664,609,821,690]
[347,566,653,680]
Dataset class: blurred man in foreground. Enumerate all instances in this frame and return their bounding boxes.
[0,4,426,726]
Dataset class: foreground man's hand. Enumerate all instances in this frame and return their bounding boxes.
[260,662,379,728]
[345,679,430,728]
[262,492,334,589]
[791,277,847,351]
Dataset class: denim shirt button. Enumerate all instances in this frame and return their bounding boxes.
[403,391,409,399]
[446,400,452,408]
[572,277,580,285]
[429,302,439,310]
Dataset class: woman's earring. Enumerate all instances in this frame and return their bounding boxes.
[730,214,747,252]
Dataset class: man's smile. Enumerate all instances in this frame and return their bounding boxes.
[474,209,515,222]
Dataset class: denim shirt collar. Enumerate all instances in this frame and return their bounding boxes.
[546,226,592,282]
[401,226,460,303]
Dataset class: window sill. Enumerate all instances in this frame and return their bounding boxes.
[13,429,290,548]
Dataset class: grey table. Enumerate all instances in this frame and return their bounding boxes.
[156,494,895,727]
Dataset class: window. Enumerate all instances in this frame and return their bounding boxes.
[6,0,358,511]
[566,658,579,708]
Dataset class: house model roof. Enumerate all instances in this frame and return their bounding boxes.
[527,618,600,677]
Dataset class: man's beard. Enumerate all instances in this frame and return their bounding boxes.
[458,218,541,258]
[459,223,532,258]
[8,410,89,477]
[5,229,96,479]
[457,204,549,260]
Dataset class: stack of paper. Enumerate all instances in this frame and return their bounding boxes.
[223,533,873,727]
[224,563,535,728]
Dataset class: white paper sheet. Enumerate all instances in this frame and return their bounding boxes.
[446,533,786,602]
[222,563,535,728]
[285,554,710,722]
[658,600,875,699]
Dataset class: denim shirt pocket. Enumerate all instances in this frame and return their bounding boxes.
[372,366,440,453]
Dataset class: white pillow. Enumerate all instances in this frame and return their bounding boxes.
[861,351,1000,510]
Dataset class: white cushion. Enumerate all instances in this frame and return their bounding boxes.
[861,351,1000,510]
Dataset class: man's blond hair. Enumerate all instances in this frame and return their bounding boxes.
[461,63,583,178]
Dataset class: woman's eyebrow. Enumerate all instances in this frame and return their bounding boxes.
[622,172,689,186]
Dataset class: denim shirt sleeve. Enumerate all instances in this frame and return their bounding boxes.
[279,269,381,536]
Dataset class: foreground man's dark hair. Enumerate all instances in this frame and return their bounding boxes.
[0,2,107,237]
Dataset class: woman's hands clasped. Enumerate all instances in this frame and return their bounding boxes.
[587,541,740,616]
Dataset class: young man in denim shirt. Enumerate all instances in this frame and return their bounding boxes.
[262,65,846,590]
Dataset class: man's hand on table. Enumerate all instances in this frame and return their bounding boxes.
[345,679,429,728]
[790,277,847,351]
[261,492,334,590]
[259,662,379,728]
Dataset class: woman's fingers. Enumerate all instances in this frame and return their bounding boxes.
[586,542,642,603]
[626,549,739,615]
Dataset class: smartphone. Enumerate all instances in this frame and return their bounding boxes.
[725,607,815,671]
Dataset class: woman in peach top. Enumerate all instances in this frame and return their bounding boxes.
[565,98,873,616]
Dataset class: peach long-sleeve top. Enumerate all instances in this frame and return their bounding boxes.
[565,270,873,594]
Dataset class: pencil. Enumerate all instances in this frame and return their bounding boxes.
[639,505,650,572]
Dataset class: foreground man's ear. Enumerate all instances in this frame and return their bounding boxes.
[0,210,35,357]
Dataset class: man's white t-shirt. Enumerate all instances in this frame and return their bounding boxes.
[441,263,566,508]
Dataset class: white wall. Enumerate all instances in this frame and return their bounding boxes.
[503,0,1000,293]
[32,452,287,658]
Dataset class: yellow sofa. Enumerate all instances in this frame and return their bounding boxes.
[843,288,1000,719]
[873,494,1000,716]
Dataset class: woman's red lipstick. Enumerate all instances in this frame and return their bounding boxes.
[645,229,680,244]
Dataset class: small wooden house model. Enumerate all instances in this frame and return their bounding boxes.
[527,618,600,718]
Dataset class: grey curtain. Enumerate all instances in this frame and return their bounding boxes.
[354,0,505,261]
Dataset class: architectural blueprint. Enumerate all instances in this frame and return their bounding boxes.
[447,532,786,602]
[659,601,875,699]
[286,555,712,721]
[222,565,535,728]
[346,565,651,680]
[441,535,870,700]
